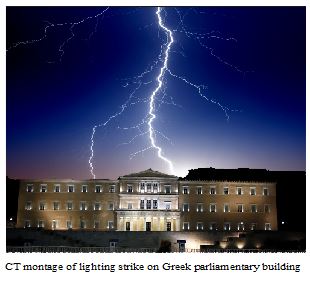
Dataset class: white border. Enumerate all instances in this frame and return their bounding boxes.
[2,0,309,287]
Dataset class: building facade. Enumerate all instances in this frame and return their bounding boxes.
[16,169,277,232]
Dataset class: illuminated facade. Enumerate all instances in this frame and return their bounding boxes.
[16,169,277,232]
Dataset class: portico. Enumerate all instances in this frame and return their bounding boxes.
[116,210,181,231]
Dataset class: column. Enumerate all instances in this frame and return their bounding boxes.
[159,217,164,231]
[119,217,124,231]
[172,218,176,232]
[151,216,154,231]
[133,217,137,231]
[124,217,129,231]
[144,217,146,231]
[132,217,135,231]
[176,218,180,231]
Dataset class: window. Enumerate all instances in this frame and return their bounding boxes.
[210,223,217,231]
[167,222,171,231]
[251,223,257,231]
[238,222,245,231]
[165,186,171,194]
[153,183,158,193]
[223,204,230,213]
[197,222,204,231]
[126,222,130,231]
[52,220,57,230]
[25,201,32,210]
[68,185,74,193]
[146,200,151,209]
[53,202,60,210]
[24,220,31,228]
[250,187,256,195]
[54,185,60,193]
[210,187,216,195]
[223,187,229,195]
[127,185,133,193]
[183,186,189,194]
[67,202,73,211]
[127,203,133,209]
[183,222,189,231]
[153,200,158,209]
[40,185,47,193]
[95,185,102,193]
[39,202,46,211]
[263,188,269,196]
[109,185,115,193]
[224,223,230,231]
[80,202,87,211]
[236,187,242,195]
[251,204,257,213]
[165,202,171,210]
[38,220,44,228]
[237,204,244,213]
[147,183,152,192]
[197,187,202,195]
[196,203,203,212]
[26,184,33,193]
[108,221,114,230]
[264,204,271,213]
[210,203,216,213]
[183,203,189,212]
[80,220,86,229]
[265,223,271,231]
[140,200,144,209]
[108,202,114,210]
[140,183,145,192]
[66,220,72,229]
[94,221,99,229]
[82,185,88,193]
[94,202,101,211]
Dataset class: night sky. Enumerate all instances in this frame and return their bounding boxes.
[6,7,306,179]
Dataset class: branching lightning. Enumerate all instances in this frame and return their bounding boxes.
[89,7,242,177]
[7,8,110,62]
[7,7,245,179]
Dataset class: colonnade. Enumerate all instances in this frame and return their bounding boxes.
[117,214,180,231]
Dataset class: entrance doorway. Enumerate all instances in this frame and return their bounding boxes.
[167,222,171,231]
[146,222,151,231]
[126,222,130,231]
[177,240,186,252]
[109,241,117,252]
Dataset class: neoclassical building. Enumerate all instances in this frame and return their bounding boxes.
[16,168,278,232]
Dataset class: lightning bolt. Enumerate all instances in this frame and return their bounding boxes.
[7,7,245,179]
[89,7,176,177]
[146,7,175,174]
[89,109,125,179]
[87,7,242,178]
[88,83,142,179]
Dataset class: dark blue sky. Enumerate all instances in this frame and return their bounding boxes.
[6,7,305,179]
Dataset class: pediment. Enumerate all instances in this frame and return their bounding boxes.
[121,168,177,179]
